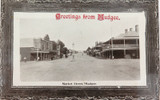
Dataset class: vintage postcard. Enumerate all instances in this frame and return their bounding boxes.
[13,12,146,87]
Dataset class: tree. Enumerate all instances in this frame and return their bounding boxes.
[87,47,91,51]
[57,40,65,49]
[57,40,65,56]
[62,47,69,54]
[52,41,57,50]
[44,34,50,41]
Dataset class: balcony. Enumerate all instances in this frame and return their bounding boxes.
[103,44,139,49]
[113,44,138,48]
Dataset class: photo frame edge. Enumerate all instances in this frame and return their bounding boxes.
[0,0,159,99]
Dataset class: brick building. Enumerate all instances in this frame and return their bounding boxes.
[20,34,58,61]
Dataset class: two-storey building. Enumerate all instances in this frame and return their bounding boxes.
[101,25,139,59]
[20,34,58,61]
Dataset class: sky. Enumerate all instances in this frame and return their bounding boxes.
[17,12,146,51]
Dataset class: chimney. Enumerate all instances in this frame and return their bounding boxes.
[129,28,133,31]
[125,29,128,33]
[135,25,139,33]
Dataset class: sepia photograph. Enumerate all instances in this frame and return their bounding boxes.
[13,12,146,86]
[2,0,159,99]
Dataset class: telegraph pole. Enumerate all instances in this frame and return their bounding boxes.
[111,26,114,59]
[57,44,61,58]
[37,48,39,61]
[72,43,75,60]
[111,38,113,59]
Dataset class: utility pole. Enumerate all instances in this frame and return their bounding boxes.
[72,43,75,60]
[111,38,114,59]
[37,48,39,61]
[57,45,61,58]
[110,26,114,59]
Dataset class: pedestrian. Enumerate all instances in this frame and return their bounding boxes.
[65,54,68,58]
[24,57,27,62]
[112,56,114,59]
[37,57,40,61]
[72,54,74,60]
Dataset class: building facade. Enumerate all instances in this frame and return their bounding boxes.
[102,25,139,59]
[20,34,58,61]
[87,25,140,59]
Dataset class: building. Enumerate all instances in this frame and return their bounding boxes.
[20,34,58,61]
[101,25,139,59]
[91,42,104,57]
[20,38,35,61]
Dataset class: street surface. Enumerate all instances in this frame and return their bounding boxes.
[20,53,140,81]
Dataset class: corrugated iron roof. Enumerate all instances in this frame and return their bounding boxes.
[115,31,139,38]
[104,31,139,42]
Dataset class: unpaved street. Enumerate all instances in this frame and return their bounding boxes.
[21,53,140,81]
